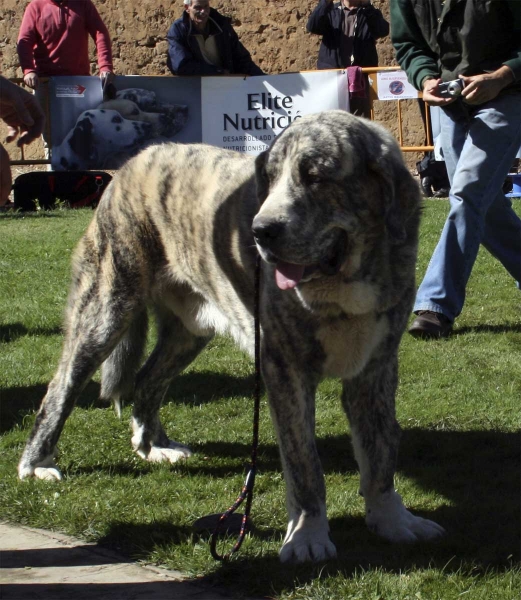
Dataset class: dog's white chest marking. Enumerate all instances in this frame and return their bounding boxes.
[318,313,389,379]
[194,300,253,355]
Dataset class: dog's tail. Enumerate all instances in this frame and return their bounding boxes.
[100,309,148,417]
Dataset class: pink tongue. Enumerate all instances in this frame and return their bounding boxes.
[275,262,305,290]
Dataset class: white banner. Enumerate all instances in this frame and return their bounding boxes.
[49,71,350,169]
[201,70,349,155]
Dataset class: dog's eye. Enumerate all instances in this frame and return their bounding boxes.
[299,162,325,185]
[302,170,323,185]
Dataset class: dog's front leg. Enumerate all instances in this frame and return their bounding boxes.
[342,355,445,543]
[262,346,337,563]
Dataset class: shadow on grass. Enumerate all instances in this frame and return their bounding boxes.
[0,322,62,343]
[454,322,521,335]
[87,428,520,598]
[1,371,257,433]
[164,371,258,406]
[0,381,102,433]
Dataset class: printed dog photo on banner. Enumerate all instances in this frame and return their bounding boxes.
[50,76,201,171]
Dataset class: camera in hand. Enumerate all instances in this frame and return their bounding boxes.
[438,79,464,97]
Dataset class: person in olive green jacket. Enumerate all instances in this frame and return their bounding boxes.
[391,0,521,339]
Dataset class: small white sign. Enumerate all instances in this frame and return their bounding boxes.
[377,71,418,100]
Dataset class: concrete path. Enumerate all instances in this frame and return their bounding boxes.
[0,522,251,599]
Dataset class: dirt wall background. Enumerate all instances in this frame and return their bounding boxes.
[0,0,426,166]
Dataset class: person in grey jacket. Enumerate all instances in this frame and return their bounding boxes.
[391,0,521,338]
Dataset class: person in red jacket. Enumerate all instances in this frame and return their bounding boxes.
[17,0,114,160]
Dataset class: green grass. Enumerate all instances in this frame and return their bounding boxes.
[1,202,520,599]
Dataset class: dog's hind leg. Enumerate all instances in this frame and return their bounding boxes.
[342,354,446,543]
[100,309,149,417]
[18,232,145,481]
[131,307,212,464]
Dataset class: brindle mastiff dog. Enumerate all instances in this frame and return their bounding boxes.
[18,110,445,562]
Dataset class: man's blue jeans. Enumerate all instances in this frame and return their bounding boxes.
[414,92,521,321]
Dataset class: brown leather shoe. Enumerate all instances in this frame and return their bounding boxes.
[408,310,453,339]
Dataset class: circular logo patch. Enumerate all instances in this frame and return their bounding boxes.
[389,80,405,96]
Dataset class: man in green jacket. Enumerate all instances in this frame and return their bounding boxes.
[391,0,521,338]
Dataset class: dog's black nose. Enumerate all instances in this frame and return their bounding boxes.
[252,218,285,243]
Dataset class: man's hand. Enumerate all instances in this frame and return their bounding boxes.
[100,70,115,86]
[23,72,39,90]
[0,77,45,147]
[421,77,458,107]
[460,66,515,105]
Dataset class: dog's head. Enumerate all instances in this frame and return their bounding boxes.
[252,110,421,310]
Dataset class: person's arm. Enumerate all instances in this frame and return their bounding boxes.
[17,4,39,88]
[228,28,264,76]
[361,3,390,40]
[306,0,335,36]
[0,77,45,146]
[85,0,113,74]
[166,22,221,76]
[0,143,11,206]
[0,76,45,206]
[390,0,439,91]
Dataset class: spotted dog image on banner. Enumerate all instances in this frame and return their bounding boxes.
[50,76,200,170]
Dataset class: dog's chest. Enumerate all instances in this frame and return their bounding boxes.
[317,313,388,379]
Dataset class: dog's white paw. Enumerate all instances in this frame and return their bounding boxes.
[366,490,445,543]
[279,512,337,563]
[280,535,337,564]
[144,441,193,464]
[33,466,63,481]
[19,457,63,481]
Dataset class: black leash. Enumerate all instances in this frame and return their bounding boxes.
[209,254,262,561]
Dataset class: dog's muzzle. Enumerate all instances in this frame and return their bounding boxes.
[252,218,348,291]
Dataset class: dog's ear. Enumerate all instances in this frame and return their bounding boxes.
[255,150,270,205]
[367,145,419,245]
[68,118,94,160]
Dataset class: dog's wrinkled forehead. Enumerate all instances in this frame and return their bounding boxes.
[267,111,366,178]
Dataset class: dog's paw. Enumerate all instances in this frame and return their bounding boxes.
[18,459,62,481]
[279,513,337,563]
[145,441,193,464]
[33,466,63,481]
[18,465,62,481]
[366,490,445,543]
[279,536,337,564]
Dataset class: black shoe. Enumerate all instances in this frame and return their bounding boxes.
[408,311,453,339]
[432,188,450,198]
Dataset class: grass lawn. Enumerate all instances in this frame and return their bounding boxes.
[1,201,520,599]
